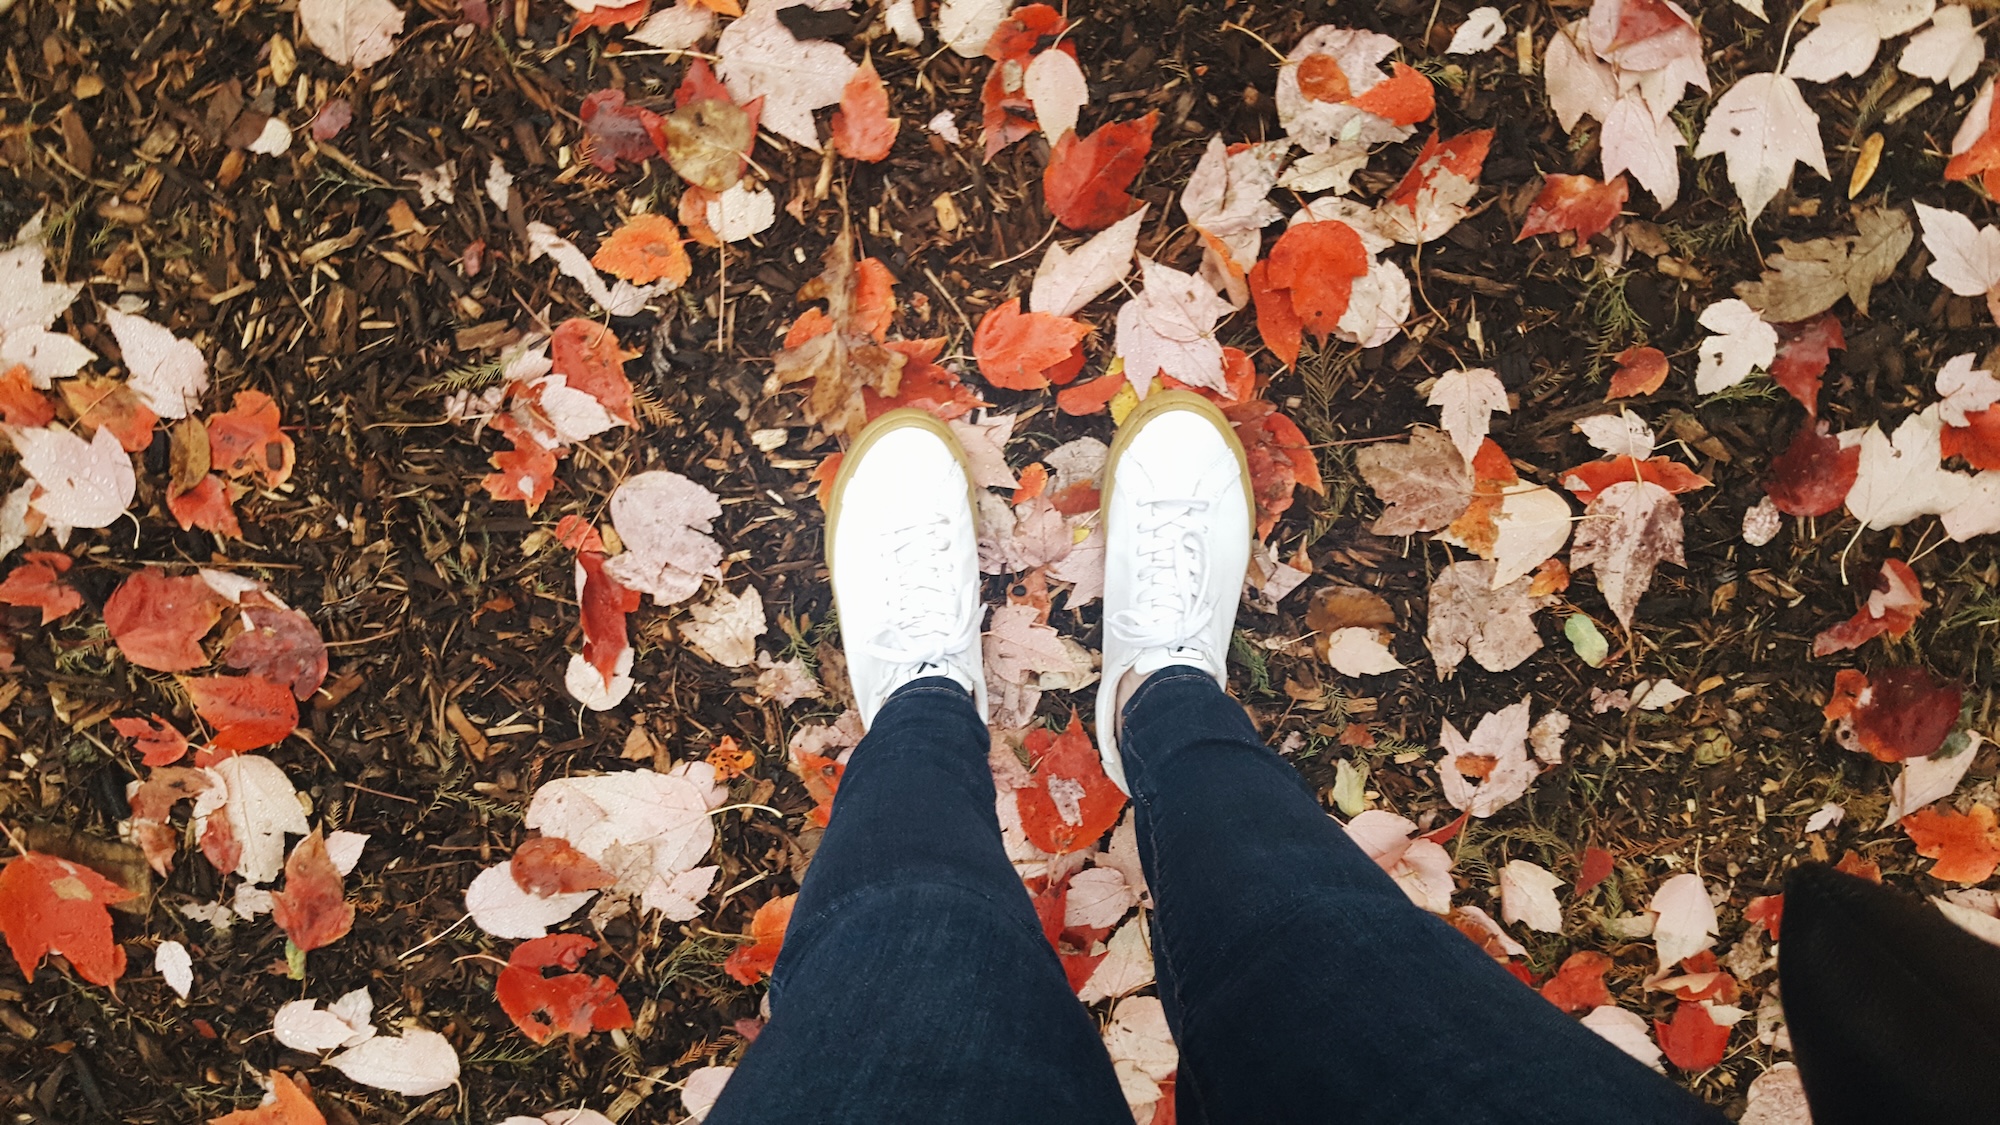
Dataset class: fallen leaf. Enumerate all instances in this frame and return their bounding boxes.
[1227,397,1321,539]
[1558,455,1709,505]
[1883,738,1980,826]
[1734,206,1910,324]
[1570,480,1685,630]
[938,0,1009,56]
[1739,1063,1812,1125]
[721,893,796,984]
[1031,206,1146,317]
[207,390,296,487]
[681,584,765,667]
[1607,345,1670,399]
[1499,859,1565,932]
[113,715,192,769]
[465,862,596,940]
[663,65,756,192]
[298,0,404,69]
[496,933,634,1043]
[1023,47,1089,143]
[1650,872,1718,973]
[1378,128,1493,245]
[0,852,134,986]
[1448,7,1507,54]
[1043,113,1156,231]
[207,1071,326,1125]
[1016,712,1126,854]
[1102,995,1178,1117]
[1848,413,1972,530]
[0,551,78,623]
[1765,420,1859,516]
[223,595,329,701]
[191,754,308,885]
[11,424,135,529]
[1783,0,1934,84]
[1904,803,2000,884]
[102,309,207,420]
[105,568,226,672]
[1343,810,1455,913]
[525,768,720,920]
[1580,1005,1664,1072]
[270,830,354,953]
[1517,173,1629,244]
[1766,313,1845,415]
[1437,698,1540,818]
[1540,950,1613,1012]
[0,215,93,385]
[1114,257,1233,396]
[1265,219,1369,352]
[1824,666,1963,762]
[973,299,1092,391]
[1356,426,1474,535]
[591,214,691,288]
[1428,367,1509,464]
[769,232,910,437]
[1899,4,1984,89]
[1694,298,1778,394]
[1812,558,1925,655]
[830,58,899,162]
[327,1028,461,1097]
[1425,560,1549,677]
[1693,72,1827,224]
[1655,1000,1730,1071]
[58,375,158,453]
[1276,27,1429,153]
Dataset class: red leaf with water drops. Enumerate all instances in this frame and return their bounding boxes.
[105,568,227,672]
[1016,711,1127,854]
[1043,113,1156,231]
[1517,174,1629,244]
[269,829,354,953]
[0,852,134,986]
[1765,421,1859,517]
[0,365,54,427]
[185,673,299,759]
[511,836,615,896]
[1769,314,1844,416]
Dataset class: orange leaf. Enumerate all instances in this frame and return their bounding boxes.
[1744,894,1784,940]
[483,434,561,513]
[1016,711,1127,854]
[128,767,214,874]
[1765,421,1858,517]
[511,837,615,896]
[1813,558,1925,656]
[1043,113,1156,231]
[723,893,797,984]
[113,714,191,767]
[972,299,1093,391]
[208,391,296,487]
[1013,462,1049,505]
[1296,53,1351,103]
[1056,373,1127,416]
[1942,404,2000,469]
[1605,345,1669,399]
[1266,220,1368,338]
[983,3,1066,63]
[1654,1000,1730,1071]
[0,365,53,427]
[794,749,844,827]
[496,934,634,1044]
[1517,174,1628,244]
[1249,258,1304,368]
[1558,455,1711,505]
[679,185,722,247]
[59,374,159,453]
[1227,399,1321,539]
[1538,951,1612,1013]
[1905,804,2000,884]
[1348,61,1435,127]
[854,257,898,343]
[551,318,638,426]
[1769,314,1844,417]
[0,852,134,986]
[688,0,740,13]
[706,733,757,780]
[1385,129,1493,210]
[168,475,243,538]
[105,567,227,672]
[571,0,649,33]
[979,61,1039,162]
[208,1072,327,1125]
[270,829,354,953]
[831,59,899,162]
[185,673,298,759]
[1824,666,1962,763]
[554,514,603,552]
[810,453,842,509]
[866,338,988,422]
[1945,86,2000,190]
[591,213,691,287]
[0,551,80,623]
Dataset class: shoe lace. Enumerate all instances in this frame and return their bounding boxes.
[858,511,980,672]
[1109,498,1214,651]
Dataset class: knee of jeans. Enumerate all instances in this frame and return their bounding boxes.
[772,878,1046,994]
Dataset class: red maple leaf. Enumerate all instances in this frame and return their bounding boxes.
[1822,666,1962,762]
[1654,1000,1730,1071]
[511,837,615,896]
[579,88,666,173]
[495,933,634,1043]
[207,391,295,487]
[1055,372,1129,416]
[0,852,134,986]
[113,715,192,768]
[1744,893,1784,940]
[1941,404,2000,468]
[1813,558,1925,656]
[1383,129,1493,219]
[1517,173,1628,244]
[1765,421,1860,517]
[1574,845,1616,898]
[794,750,844,827]
[1903,803,2000,884]
[1349,61,1434,126]
[1265,219,1369,342]
[1769,314,1845,416]
[979,4,1071,161]
[972,299,1094,391]
[224,594,329,700]
[1043,113,1156,231]
[831,59,899,162]
[270,830,355,953]
[577,549,640,690]
[0,551,80,623]
[984,3,1066,62]
[1559,455,1711,505]
[1538,950,1612,1013]
[105,567,227,672]
[167,475,243,538]
[482,417,563,513]
[1016,711,1127,854]
[1226,399,1323,539]
[185,673,299,760]
[1605,346,1669,399]
[208,1071,326,1125]
[867,338,988,421]
[722,893,797,985]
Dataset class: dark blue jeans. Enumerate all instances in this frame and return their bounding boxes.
[706,669,1723,1124]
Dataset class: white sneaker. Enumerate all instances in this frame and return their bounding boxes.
[1095,391,1255,792]
[826,410,988,727]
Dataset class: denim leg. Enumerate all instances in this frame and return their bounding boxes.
[705,678,1131,1125]
[1119,667,1725,1125]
